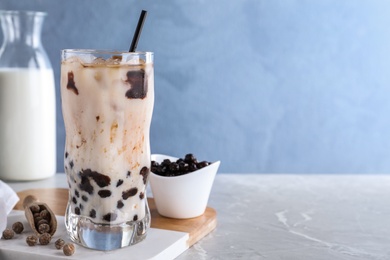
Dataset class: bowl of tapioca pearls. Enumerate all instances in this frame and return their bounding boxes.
[149,153,220,219]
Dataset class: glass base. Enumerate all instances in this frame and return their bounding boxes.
[65,202,150,251]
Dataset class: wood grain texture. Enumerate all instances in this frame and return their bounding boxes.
[14,188,216,247]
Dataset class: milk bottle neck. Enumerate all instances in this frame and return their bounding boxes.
[0,11,46,48]
[0,11,45,48]
[0,10,52,69]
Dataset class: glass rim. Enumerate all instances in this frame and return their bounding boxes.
[0,10,47,17]
[62,49,153,55]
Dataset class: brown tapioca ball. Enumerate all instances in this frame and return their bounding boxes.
[12,222,24,234]
[40,209,51,220]
[36,219,49,226]
[151,153,212,177]
[55,238,65,249]
[102,212,117,222]
[63,243,75,256]
[26,235,38,246]
[89,209,96,218]
[34,216,43,224]
[2,228,14,239]
[30,204,40,213]
[39,233,51,245]
[81,195,88,202]
[38,223,51,234]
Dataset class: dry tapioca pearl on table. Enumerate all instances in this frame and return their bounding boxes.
[26,235,38,246]
[12,222,24,234]
[2,228,14,239]
[63,243,75,256]
[39,232,51,245]
[55,238,65,249]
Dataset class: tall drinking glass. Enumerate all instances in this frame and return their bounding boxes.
[60,49,154,250]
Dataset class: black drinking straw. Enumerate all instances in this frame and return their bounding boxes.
[129,10,148,52]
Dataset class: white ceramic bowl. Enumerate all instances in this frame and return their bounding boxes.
[149,154,220,219]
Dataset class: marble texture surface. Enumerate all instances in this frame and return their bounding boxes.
[182,174,390,260]
[7,173,390,259]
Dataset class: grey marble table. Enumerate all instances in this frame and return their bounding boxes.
[7,174,390,259]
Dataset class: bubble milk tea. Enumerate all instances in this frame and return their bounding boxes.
[60,50,154,250]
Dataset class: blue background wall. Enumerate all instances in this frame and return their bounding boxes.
[1,0,390,173]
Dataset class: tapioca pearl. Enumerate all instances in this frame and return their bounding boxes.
[116,179,124,187]
[79,176,93,194]
[75,190,80,198]
[90,173,111,187]
[117,200,124,209]
[67,71,79,95]
[37,219,49,227]
[75,207,80,215]
[72,197,77,204]
[126,171,131,178]
[65,151,69,159]
[89,209,96,218]
[133,215,138,221]
[189,164,198,172]
[197,161,210,168]
[139,192,144,200]
[79,169,111,188]
[40,210,51,221]
[98,190,112,198]
[103,213,117,222]
[140,166,149,185]
[151,160,158,171]
[122,188,138,200]
[81,195,88,202]
[79,174,94,194]
[34,216,43,225]
[69,160,74,169]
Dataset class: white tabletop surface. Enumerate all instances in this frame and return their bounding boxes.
[6,173,390,259]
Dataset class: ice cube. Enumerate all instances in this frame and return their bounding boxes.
[92,57,106,65]
[122,54,145,65]
[106,56,121,67]
[65,56,82,64]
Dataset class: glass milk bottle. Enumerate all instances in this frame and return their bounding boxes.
[0,10,56,180]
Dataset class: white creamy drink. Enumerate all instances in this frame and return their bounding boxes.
[61,50,154,236]
[0,68,56,180]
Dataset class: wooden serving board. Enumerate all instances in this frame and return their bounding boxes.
[14,188,217,247]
